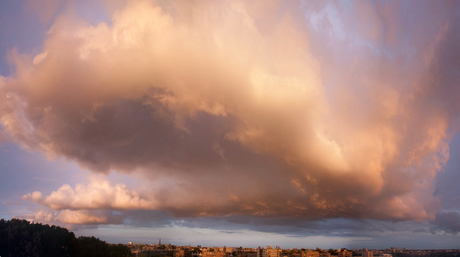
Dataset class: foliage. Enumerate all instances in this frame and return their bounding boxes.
[109,243,133,257]
[0,219,131,257]
[328,249,337,255]
[0,218,76,257]
[315,248,324,253]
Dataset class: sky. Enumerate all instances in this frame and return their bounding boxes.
[0,0,460,250]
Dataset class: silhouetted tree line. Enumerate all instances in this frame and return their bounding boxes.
[0,219,132,257]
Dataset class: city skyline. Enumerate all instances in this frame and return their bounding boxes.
[0,0,459,249]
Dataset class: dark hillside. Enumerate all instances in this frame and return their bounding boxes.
[0,219,131,257]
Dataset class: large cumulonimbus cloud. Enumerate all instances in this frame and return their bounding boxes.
[2,0,460,225]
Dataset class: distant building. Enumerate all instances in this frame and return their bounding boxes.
[363,250,373,257]
[301,251,319,257]
[175,250,186,257]
[215,251,227,257]
[338,250,352,257]
[203,248,227,257]
[267,246,280,257]
[258,247,267,257]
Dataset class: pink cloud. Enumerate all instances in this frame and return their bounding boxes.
[4,1,460,225]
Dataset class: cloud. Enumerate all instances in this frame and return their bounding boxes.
[2,201,21,206]
[20,209,124,227]
[22,191,43,203]
[23,179,158,210]
[56,209,125,225]
[434,132,460,210]
[24,0,64,23]
[431,212,460,234]
[3,0,460,225]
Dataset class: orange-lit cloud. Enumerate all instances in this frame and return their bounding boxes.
[21,209,124,225]
[4,0,460,225]
[23,179,158,210]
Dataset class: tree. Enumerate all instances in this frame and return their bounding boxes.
[328,249,337,255]
[75,236,110,257]
[109,244,132,257]
[0,219,132,257]
[315,248,324,253]
[0,218,77,257]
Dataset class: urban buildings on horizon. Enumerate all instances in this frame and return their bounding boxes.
[126,239,460,257]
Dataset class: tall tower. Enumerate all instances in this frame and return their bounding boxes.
[159,237,161,245]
